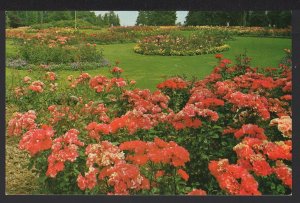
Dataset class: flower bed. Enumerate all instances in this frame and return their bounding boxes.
[109,26,291,38]
[7,28,104,65]
[178,26,291,37]
[6,50,292,195]
[134,32,230,56]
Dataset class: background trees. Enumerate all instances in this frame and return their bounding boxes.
[136,11,177,26]
[5,11,120,28]
[5,11,291,28]
[184,11,291,28]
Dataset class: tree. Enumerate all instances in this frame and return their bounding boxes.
[267,11,291,28]
[248,11,269,27]
[136,11,148,25]
[7,11,23,28]
[108,11,120,26]
[46,11,72,22]
[101,11,120,27]
[185,11,244,26]
[96,14,104,27]
[76,11,98,25]
[136,11,176,26]
[5,12,10,28]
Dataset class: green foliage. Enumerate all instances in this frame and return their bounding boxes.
[5,11,113,28]
[185,11,246,26]
[248,11,269,27]
[267,11,292,28]
[5,12,10,28]
[185,11,291,28]
[136,11,177,26]
[30,20,95,29]
[7,11,23,28]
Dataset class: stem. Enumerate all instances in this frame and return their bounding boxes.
[173,167,177,195]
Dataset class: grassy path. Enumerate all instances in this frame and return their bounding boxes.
[5,105,40,194]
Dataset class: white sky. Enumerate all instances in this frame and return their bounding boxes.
[94,11,188,26]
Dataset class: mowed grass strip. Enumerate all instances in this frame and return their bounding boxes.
[6,36,291,91]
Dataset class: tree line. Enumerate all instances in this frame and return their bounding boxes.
[6,11,120,28]
[136,11,291,28]
[184,11,291,28]
[6,11,291,28]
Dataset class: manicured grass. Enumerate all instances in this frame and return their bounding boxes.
[6,36,291,91]
[6,40,19,58]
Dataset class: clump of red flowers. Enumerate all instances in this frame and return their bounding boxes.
[209,159,261,195]
[7,110,37,136]
[111,66,123,74]
[177,168,189,181]
[120,137,190,167]
[19,125,54,156]
[89,75,109,92]
[48,105,79,125]
[270,116,292,138]
[70,73,91,88]
[224,91,270,120]
[85,141,125,168]
[187,189,207,195]
[28,80,45,93]
[81,102,110,123]
[99,161,150,195]
[234,124,267,140]
[273,160,292,189]
[157,77,188,90]
[45,71,56,81]
[46,129,84,177]
[77,167,99,190]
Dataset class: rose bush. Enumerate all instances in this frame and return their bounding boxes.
[7,50,292,195]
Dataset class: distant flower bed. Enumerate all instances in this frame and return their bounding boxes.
[179,26,291,37]
[108,25,291,38]
[134,32,230,56]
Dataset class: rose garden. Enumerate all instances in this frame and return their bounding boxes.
[5,12,292,195]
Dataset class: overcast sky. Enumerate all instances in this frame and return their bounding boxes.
[94,11,188,26]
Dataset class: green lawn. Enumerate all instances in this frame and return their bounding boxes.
[6,36,291,91]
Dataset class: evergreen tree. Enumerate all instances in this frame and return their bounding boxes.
[248,11,269,27]
[267,11,291,28]
[96,14,104,27]
[5,12,10,28]
[108,11,120,26]
[76,11,97,25]
[7,11,23,28]
[185,11,244,26]
[136,11,148,25]
[46,11,72,22]
[136,11,176,26]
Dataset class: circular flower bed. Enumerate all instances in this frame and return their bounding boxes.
[134,32,230,56]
